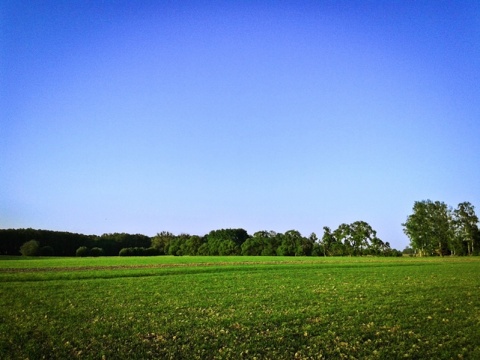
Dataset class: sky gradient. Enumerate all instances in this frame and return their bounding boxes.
[2,1,479,250]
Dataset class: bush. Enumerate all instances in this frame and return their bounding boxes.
[119,247,134,256]
[39,246,54,256]
[20,240,40,256]
[90,247,104,257]
[76,246,89,257]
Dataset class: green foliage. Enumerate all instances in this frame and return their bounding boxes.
[1,257,479,359]
[89,247,104,257]
[311,242,324,256]
[151,231,176,255]
[403,200,480,256]
[0,228,96,256]
[241,236,264,256]
[144,247,159,256]
[318,222,390,257]
[94,233,151,256]
[76,246,89,257]
[19,240,40,256]
[119,247,134,256]
[119,247,159,256]
[453,202,480,255]
[273,230,316,256]
[320,226,334,256]
[206,229,250,256]
[182,235,204,255]
[39,246,54,256]
[197,242,210,256]
[3,202,477,259]
[0,229,151,256]
[241,231,280,256]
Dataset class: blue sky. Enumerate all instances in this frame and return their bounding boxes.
[1,1,479,250]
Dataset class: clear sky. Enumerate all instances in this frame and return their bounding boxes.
[1,1,479,250]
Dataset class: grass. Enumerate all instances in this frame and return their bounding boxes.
[1,256,479,359]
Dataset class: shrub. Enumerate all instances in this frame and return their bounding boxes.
[20,240,40,256]
[76,246,89,257]
[119,248,134,256]
[90,247,104,257]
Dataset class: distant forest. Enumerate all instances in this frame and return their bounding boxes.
[0,222,402,257]
[2,200,478,258]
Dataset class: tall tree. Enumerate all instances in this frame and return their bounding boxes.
[403,200,454,256]
[349,221,377,255]
[20,240,40,256]
[369,235,385,256]
[206,229,249,255]
[320,226,335,256]
[151,231,176,255]
[241,231,271,256]
[276,230,309,256]
[183,235,205,256]
[453,202,479,255]
[334,223,353,256]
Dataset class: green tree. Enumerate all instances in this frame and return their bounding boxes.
[39,246,54,256]
[197,242,209,256]
[261,231,281,256]
[241,235,264,256]
[167,234,190,256]
[403,200,454,256]
[183,235,205,256]
[302,232,317,256]
[119,248,134,256]
[276,230,296,256]
[206,229,249,256]
[349,221,379,255]
[453,202,479,255]
[277,230,308,256]
[151,231,176,255]
[76,246,89,257]
[90,247,104,257]
[296,233,315,256]
[218,240,238,255]
[334,224,353,256]
[369,235,385,256]
[19,240,40,256]
[320,226,335,256]
[241,231,280,256]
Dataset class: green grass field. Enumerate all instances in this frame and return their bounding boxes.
[1,256,479,359]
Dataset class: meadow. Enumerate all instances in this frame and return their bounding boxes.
[1,256,479,359]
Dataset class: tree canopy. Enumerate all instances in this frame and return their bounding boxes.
[403,200,479,256]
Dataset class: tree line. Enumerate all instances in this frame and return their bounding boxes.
[3,200,478,258]
[0,221,402,257]
[403,200,480,256]
[0,229,150,257]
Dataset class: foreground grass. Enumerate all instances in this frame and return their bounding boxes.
[0,257,479,359]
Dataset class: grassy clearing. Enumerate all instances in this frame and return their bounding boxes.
[1,257,479,359]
